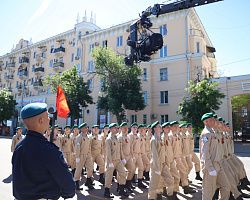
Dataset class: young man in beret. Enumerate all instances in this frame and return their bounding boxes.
[12,103,75,200]
[11,127,24,152]
[61,125,73,168]
[74,122,94,190]
[70,125,79,177]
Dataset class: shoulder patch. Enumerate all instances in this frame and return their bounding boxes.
[202,136,209,143]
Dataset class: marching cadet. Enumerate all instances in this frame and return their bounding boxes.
[128,122,147,188]
[53,125,61,149]
[101,124,109,164]
[118,122,135,193]
[146,125,152,161]
[70,125,79,176]
[11,127,24,152]
[170,121,195,194]
[61,125,72,167]
[104,123,129,198]
[200,113,230,200]
[161,122,175,200]
[74,122,94,190]
[90,125,105,184]
[148,121,166,200]
[138,124,150,181]
[186,123,203,181]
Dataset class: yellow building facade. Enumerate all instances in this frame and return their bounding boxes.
[0,8,217,130]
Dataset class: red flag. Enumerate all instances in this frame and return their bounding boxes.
[56,86,70,118]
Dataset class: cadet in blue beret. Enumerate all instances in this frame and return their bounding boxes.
[12,103,75,199]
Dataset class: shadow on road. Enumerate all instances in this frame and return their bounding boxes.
[2,174,12,184]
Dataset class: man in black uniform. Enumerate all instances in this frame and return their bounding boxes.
[12,102,75,200]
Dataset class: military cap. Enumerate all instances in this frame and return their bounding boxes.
[92,125,99,128]
[147,124,151,128]
[79,122,87,129]
[169,121,179,126]
[162,122,170,128]
[72,125,78,129]
[103,124,109,128]
[109,123,118,128]
[131,122,138,127]
[179,123,186,128]
[21,103,47,119]
[213,114,218,119]
[226,122,229,126]
[64,125,71,129]
[201,113,214,121]
[151,121,160,129]
[138,124,146,128]
[16,127,22,130]
[218,117,223,122]
[120,122,128,127]
[223,120,226,123]
[54,124,59,128]
[186,123,192,127]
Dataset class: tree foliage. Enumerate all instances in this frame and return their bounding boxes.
[0,89,16,127]
[178,79,225,133]
[92,47,145,123]
[43,66,93,124]
[231,94,250,112]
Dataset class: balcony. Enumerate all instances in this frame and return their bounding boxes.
[34,67,45,75]
[16,85,22,92]
[51,46,65,57]
[33,80,43,89]
[53,62,64,70]
[19,57,29,65]
[0,61,3,70]
[8,87,12,92]
[35,53,46,63]
[6,62,15,68]
[18,70,28,80]
[4,74,14,81]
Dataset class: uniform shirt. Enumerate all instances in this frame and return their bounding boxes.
[150,135,165,170]
[162,133,174,164]
[117,133,132,160]
[106,133,122,164]
[145,132,151,153]
[11,134,24,152]
[12,130,75,200]
[181,132,190,156]
[128,132,141,156]
[172,131,182,159]
[187,131,195,154]
[90,133,103,156]
[61,134,72,153]
[139,134,146,155]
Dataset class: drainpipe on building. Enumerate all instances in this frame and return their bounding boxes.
[185,10,191,94]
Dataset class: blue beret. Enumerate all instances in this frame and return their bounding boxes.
[79,122,87,129]
[21,103,47,119]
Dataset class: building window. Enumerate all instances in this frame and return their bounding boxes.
[89,43,94,53]
[161,115,168,124]
[32,65,35,72]
[196,42,200,53]
[143,68,147,81]
[160,45,167,58]
[88,61,94,72]
[160,68,168,81]
[102,40,108,48]
[131,114,137,123]
[117,36,123,47]
[49,60,53,68]
[71,53,74,62]
[143,91,148,105]
[33,52,36,59]
[143,114,147,124]
[87,79,93,91]
[160,24,167,36]
[77,48,81,57]
[160,91,168,104]
[76,64,81,72]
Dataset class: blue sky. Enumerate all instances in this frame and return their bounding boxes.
[0,0,249,77]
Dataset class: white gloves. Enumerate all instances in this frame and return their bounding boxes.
[76,158,80,163]
[209,170,217,176]
[108,163,114,168]
[121,159,127,165]
[155,171,161,175]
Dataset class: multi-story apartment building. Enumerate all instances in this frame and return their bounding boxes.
[0,8,217,133]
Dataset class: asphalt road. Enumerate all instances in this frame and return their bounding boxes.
[1,138,250,200]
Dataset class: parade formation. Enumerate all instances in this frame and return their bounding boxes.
[10,103,250,200]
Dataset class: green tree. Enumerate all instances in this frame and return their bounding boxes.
[43,66,93,125]
[92,47,145,123]
[178,79,225,133]
[0,89,16,133]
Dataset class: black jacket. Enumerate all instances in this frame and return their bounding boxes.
[12,130,75,200]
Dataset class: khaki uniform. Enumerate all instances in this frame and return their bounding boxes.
[140,134,150,173]
[61,134,72,167]
[70,133,78,169]
[145,132,151,161]
[11,134,24,152]
[181,131,193,175]
[90,134,105,174]
[200,126,230,200]
[172,132,189,187]
[105,133,126,188]
[188,131,201,172]
[148,135,165,199]
[53,134,61,150]
[128,132,144,179]
[101,132,108,164]
[74,133,93,181]
[118,133,135,180]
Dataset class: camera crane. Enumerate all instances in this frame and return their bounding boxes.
[125,0,223,66]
